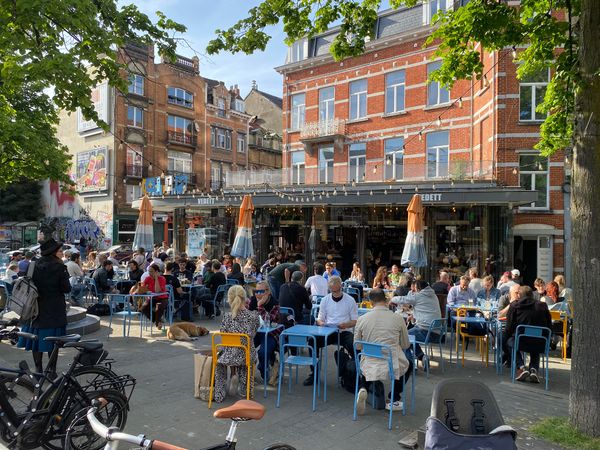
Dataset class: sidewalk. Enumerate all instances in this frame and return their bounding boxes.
[0,317,571,450]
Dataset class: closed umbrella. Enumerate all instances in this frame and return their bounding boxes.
[231,195,254,259]
[401,194,427,268]
[133,195,154,251]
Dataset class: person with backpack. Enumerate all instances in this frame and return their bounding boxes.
[16,238,71,376]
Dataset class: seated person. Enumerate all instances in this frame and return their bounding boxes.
[248,281,281,385]
[393,273,413,297]
[227,263,245,285]
[280,271,313,325]
[213,286,259,403]
[164,261,189,320]
[91,260,115,298]
[498,284,521,319]
[387,265,402,288]
[431,271,451,295]
[372,266,390,290]
[1,262,19,294]
[476,275,501,306]
[305,263,328,298]
[141,263,168,330]
[204,261,227,318]
[355,289,413,413]
[447,276,476,307]
[174,259,194,283]
[503,286,552,383]
[348,262,365,283]
[127,260,144,283]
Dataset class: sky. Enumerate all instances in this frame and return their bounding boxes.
[131,0,288,99]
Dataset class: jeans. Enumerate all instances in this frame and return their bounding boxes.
[408,327,441,360]
[267,276,282,301]
[253,334,278,379]
[70,284,86,306]
[505,336,541,371]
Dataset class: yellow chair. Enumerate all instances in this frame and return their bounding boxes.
[456,307,489,367]
[208,332,253,408]
[550,310,568,361]
[359,301,373,309]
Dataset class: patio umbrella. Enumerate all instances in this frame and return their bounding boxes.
[231,194,254,259]
[132,195,154,251]
[401,194,427,268]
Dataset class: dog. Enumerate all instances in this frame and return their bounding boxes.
[166,322,209,341]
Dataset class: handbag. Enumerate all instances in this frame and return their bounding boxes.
[194,350,213,401]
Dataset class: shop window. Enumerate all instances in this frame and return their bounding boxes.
[349,79,367,120]
[427,61,450,106]
[291,151,305,184]
[128,74,144,95]
[127,105,143,128]
[519,68,549,122]
[319,87,335,123]
[291,93,306,130]
[519,154,549,209]
[385,71,405,114]
[384,137,404,180]
[427,131,449,178]
[348,143,366,183]
[319,147,334,184]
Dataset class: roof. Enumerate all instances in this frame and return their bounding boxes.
[203,77,222,92]
[247,89,283,109]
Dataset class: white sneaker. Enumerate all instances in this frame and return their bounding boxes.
[385,400,404,411]
[228,374,239,397]
[356,388,368,416]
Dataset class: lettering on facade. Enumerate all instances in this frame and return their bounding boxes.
[197,198,216,205]
[420,193,443,202]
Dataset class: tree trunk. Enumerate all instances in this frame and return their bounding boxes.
[569,0,600,437]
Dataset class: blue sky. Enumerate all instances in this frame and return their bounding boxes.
[131,0,288,99]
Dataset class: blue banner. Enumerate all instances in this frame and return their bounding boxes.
[145,177,162,196]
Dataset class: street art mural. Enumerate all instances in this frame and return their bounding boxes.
[41,180,79,219]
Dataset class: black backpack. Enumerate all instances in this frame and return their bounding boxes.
[87,303,111,316]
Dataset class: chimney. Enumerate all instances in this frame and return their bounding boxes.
[251,80,257,90]
[192,55,200,74]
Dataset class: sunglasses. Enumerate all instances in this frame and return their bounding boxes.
[255,289,267,294]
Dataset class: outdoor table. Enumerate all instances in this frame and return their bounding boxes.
[281,324,339,402]
[130,292,168,334]
[256,324,285,397]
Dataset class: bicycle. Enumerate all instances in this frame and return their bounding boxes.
[79,398,297,450]
[0,331,134,450]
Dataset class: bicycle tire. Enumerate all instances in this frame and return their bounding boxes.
[71,365,125,395]
[262,444,297,450]
[0,373,35,415]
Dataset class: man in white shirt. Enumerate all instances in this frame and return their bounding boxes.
[65,253,86,305]
[305,263,329,298]
[467,268,483,296]
[304,276,357,386]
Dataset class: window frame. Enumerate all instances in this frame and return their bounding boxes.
[237,133,246,153]
[427,61,450,106]
[318,146,334,184]
[127,105,143,128]
[349,79,368,121]
[291,93,306,130]
[426,131,450,179]
[348,143,366,183]
[384,137,404,181]
[290,151,305,185]
[319,87,335,123]
[385,71,405,115]
[518,153,550,210]
[167,87,194,109]
[519,68,550,122]
[167,150,192,175]
[128,74,144,96]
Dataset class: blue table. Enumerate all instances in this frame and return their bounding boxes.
[256,324,284,397]
[282,324,339,402]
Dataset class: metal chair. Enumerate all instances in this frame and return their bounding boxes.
[456,307,489,367]
[309,305,320,325]
[343,286,361,302]
[279,306,295,321]
[210,284,231,319]
[511,325,552,390]
[276,332,319,411]
[208,332,253,408]
[549,310,568,361]
[226,278,240,285]
[106,294,142,338]
[312,295,324,305]
[412,318,446,377]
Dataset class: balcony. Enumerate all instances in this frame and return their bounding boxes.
[300,119,346,154]
[125,165,147,178]
[167,130,197,147]
[224,159,495,188]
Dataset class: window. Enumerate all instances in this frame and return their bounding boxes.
[233,99,245,112]
[318,147,334,184]
[427,131,449,178]
[291,94,306,130]
[126,146,143,177]
[291,151,305,184]
[319,87,335,122]
[384,137,404,180]
[349,79,367,120]
[217,98,226,117]
[126,185,142,204]
[428,0,447,23]
[127,106,143,128]
[225,130,232,150]
[167,150,192,175]
[427,61,450,106]
[519,154,549,208]
[167,115,195,145]
[289,40,306,63]
[237,133,246,153]
[217,128,226,148]
[128,74,144,95]
[211,127,216,147]
[385,71,405,114]
[348,143,366,182]
[520,69,549,121]
[213,127,231,150]
[211,162,222,190]
[167,87,193,108]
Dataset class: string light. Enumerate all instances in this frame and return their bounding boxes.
[418,132,423,141]
[511,46,518,60]
[458,97,463,108]
[436,116,442,127]
[373,165,378,174]
[512,167,518,175]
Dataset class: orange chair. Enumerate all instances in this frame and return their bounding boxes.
[358,301,373,309]
[208,332,253,408]
[456,307,489,367]
[550,310,568,361]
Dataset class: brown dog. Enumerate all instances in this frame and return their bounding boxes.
[166,322,209,341]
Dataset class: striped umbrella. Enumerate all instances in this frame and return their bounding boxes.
[132,195,154,251]
[401,194,427,268]
[231,195,255,259]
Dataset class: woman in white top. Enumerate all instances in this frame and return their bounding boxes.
[348,262,365,283]
[554,275,573,303]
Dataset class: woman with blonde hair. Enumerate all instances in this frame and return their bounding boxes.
[213,285,259,403]
[553,275,573,303]
[372,265,390,289]
[348,262,365,283]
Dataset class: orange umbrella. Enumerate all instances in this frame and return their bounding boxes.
[133,195,154,251]
[401,194,427,267]
[231,195,254,258]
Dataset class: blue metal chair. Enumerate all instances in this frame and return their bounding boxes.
[276,332,319,411]
[413,319,447,377]
[511,325,552,390]
[343,286,361,302]
[83,277,101,303]
[353,340,405,429]
[312,295,324,305]
[279,307,295,321]
[225,278,239,285]
[164,285,175,326]
[106,294,142,338]
[309,305,320,325]
[210,284,231,319]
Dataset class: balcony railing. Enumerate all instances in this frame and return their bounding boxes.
[125,165,147,178]
[224,159,495,188]
[166,171,196,185]
[300,119,346,141]
[167,130,197,147]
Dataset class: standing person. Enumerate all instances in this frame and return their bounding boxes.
[205,261,226,318]
[141,263,168,330]
[17,239,71,376]
[304,263,328,299]
[78,237,87,260]
[266,260,307,301]
[354,288,412,413]
[213,285,259,403]
[280,271,313,325]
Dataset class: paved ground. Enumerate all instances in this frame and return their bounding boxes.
[0,316,572,450]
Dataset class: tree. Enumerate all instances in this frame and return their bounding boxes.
[0,181,43,222]
[208,0,600,436]
[0,0,186,188]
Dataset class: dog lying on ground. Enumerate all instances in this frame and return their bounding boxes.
[166,322,209,341]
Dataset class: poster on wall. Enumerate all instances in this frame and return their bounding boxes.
[76,147,109,194]
[186,228,205,257]
[77,82,110,133]
[144,177,162,196]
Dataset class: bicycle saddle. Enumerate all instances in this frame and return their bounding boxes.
[63,340,103,351]
[16,331,38,341]
[44,334,81,345]
[213,400,265,420]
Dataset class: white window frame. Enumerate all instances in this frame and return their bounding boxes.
[384,137,404,181]
[385,71,405,114]
[126,184,142,204]
[349,79,368,121]
[427,61,450,106]
[217,128,226,149]
[288,39,307,63]
[519,154,550,210]
[225,130,232,150]
[319,87,335,123]
[167,87,194,108]
[128,74,144,95]
[348,143,366,182]
[237,133,246,153]
[127,106,143,128]
[423,0,451,24]
[519,68,550,122]
[290,151,305,185]
[211,127,216,147]
[426,131,449,179]
[318,146,334,184]
[291,93,306,130]
[126,146,143,177]
[167,150,192,175]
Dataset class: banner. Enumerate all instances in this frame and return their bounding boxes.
[186,228,206,257]
[76,147,108,193]
[144,177,162,196]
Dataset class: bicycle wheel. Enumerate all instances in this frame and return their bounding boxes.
[71,365,125,395]
[0,373,35,415]
[61,388,128,450]
[262,444,297,450]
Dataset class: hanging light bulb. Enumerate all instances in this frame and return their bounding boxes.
[432,184,436,190]
[352,180,356,187]
[148,163,153,171]
[471,178,475,184]
[415,186,419,192]
[386,156,392,166]
[483,75,490,88]
[373,165,378,174]
[384,189,387,195]
[451,179,455,186]
[512,167,518,175]
[399,187,403,194]
[357,191,360,196]
[369,190,373,196]
[511,46,517,60]
[418,132,423,141]
[458,97,463,108]
[344,190,348,196]
[436,116,442,127]
[333,188,337,196]
[326,192,330,198]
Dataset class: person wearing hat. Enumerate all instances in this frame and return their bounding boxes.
[17,238,71,376]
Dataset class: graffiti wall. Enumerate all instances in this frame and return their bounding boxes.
[41,180,80,219]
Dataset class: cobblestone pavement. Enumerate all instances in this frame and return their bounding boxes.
[0,317,571,449]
